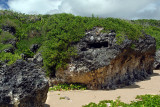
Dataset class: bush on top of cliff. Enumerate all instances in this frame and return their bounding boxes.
[0,10,159,76]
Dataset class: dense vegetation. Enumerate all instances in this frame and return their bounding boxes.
[83,94,160,107]
[0,10,160,76]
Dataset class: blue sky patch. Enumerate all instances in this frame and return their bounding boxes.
[0,0,9,9]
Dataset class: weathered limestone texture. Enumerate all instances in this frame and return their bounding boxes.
[0,60,49,107]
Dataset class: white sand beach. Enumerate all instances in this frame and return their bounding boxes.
[45,70,160,107]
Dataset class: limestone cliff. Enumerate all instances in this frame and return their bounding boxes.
[51,27,156,90]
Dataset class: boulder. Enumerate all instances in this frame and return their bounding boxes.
[52,27,156,90]
[154,50,160,69]
[0,60,49,107]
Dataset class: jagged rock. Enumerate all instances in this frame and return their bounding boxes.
[0,60,49,107]
[33,53,43,64]
[20,53,28,60]
[154,50,160,69]
[27,53,43,66]
[30,44,39,53]
[52,27,156,90]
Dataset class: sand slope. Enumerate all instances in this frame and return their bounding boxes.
[45,70,160,107]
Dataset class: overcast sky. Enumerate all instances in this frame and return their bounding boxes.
[0,0,160,19]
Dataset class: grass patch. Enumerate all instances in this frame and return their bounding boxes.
[59,97,66,100]
[49,83,87,91]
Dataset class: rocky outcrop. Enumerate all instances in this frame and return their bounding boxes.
[52,27,156,90]
[154,50,160,69]
[0,60,49,107]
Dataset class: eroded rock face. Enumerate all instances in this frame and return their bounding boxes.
[0,60,49,107]
[53,27,156,90]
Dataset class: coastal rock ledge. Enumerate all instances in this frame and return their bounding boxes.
[0,60,49,107]
[53,27,156,90]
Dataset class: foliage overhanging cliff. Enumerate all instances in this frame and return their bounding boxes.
[0,10,160,76]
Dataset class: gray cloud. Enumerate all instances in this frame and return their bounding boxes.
[136,2,160,19]
[59,0,159,19]
[2,0,160,19]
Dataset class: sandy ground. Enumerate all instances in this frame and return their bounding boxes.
[45,70,160,107]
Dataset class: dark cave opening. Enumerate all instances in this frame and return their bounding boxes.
[88,42,108,48]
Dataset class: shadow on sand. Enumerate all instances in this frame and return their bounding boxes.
[44,104,50,107]
[144,72,160,81]
[150,72,160,77]
[123,72,160,89]
[124,84,140,89]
